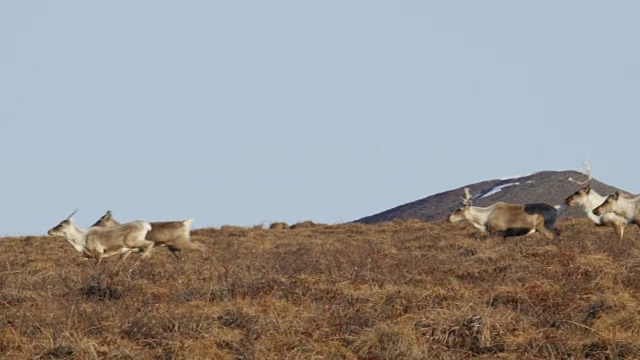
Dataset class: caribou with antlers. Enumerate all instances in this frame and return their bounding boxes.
[448,188,560,239]
[48,210,155,263]
[564,161,629,240]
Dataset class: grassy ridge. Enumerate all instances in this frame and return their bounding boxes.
[1,219,639,359]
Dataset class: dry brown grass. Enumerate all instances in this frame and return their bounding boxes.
[1,219,640,359]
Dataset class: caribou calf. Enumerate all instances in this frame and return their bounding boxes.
[448,188,560,240]
[48,210,155,263]
[593,191,640,226]
[565,188,629,240]
[91,210,206,259]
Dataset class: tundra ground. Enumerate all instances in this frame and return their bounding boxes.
[1,218,639,359]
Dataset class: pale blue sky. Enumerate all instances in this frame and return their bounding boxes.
[1,1,639,235]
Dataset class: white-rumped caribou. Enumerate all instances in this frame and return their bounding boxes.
[91,210,206,259]
[47,210,154,263]
[448,188,561,240]
[593,191,640,228]
[564,161,629,240]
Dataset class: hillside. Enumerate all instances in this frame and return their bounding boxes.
[355,170,628,224]
[1,219,640,359]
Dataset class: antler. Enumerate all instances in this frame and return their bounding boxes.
[460,187,473,205]
[568,160,592,188]
[67,209,78,220]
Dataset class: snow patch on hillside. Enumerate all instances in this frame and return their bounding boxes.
[480,182,521,198]
[499,172,538,181]
[466,173,538,200]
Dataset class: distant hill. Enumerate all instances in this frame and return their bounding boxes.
[354,170,630,224]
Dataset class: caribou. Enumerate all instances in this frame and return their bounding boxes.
[91,210,206,259]
[564,161,629,240]
[448,188,560,239]
[48,210,155,263]
[593,191,640,227]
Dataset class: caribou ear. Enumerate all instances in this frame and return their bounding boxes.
[585,187,591,194]
[614,191,620,199]
[105,210,112,218]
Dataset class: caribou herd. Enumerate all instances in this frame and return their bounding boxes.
[449,161,638,240]
[47,210,206,263]
[46,162,639,264]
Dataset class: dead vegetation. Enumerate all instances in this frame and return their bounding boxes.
[1,219,640,358]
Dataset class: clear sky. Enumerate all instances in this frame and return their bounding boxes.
[1,1,639,236]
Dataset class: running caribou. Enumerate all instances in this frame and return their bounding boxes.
[91,210,206,259]
[593,191,640,227]
[564,161,629,240]
[448,188,560,239]
[47,210,155,263]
